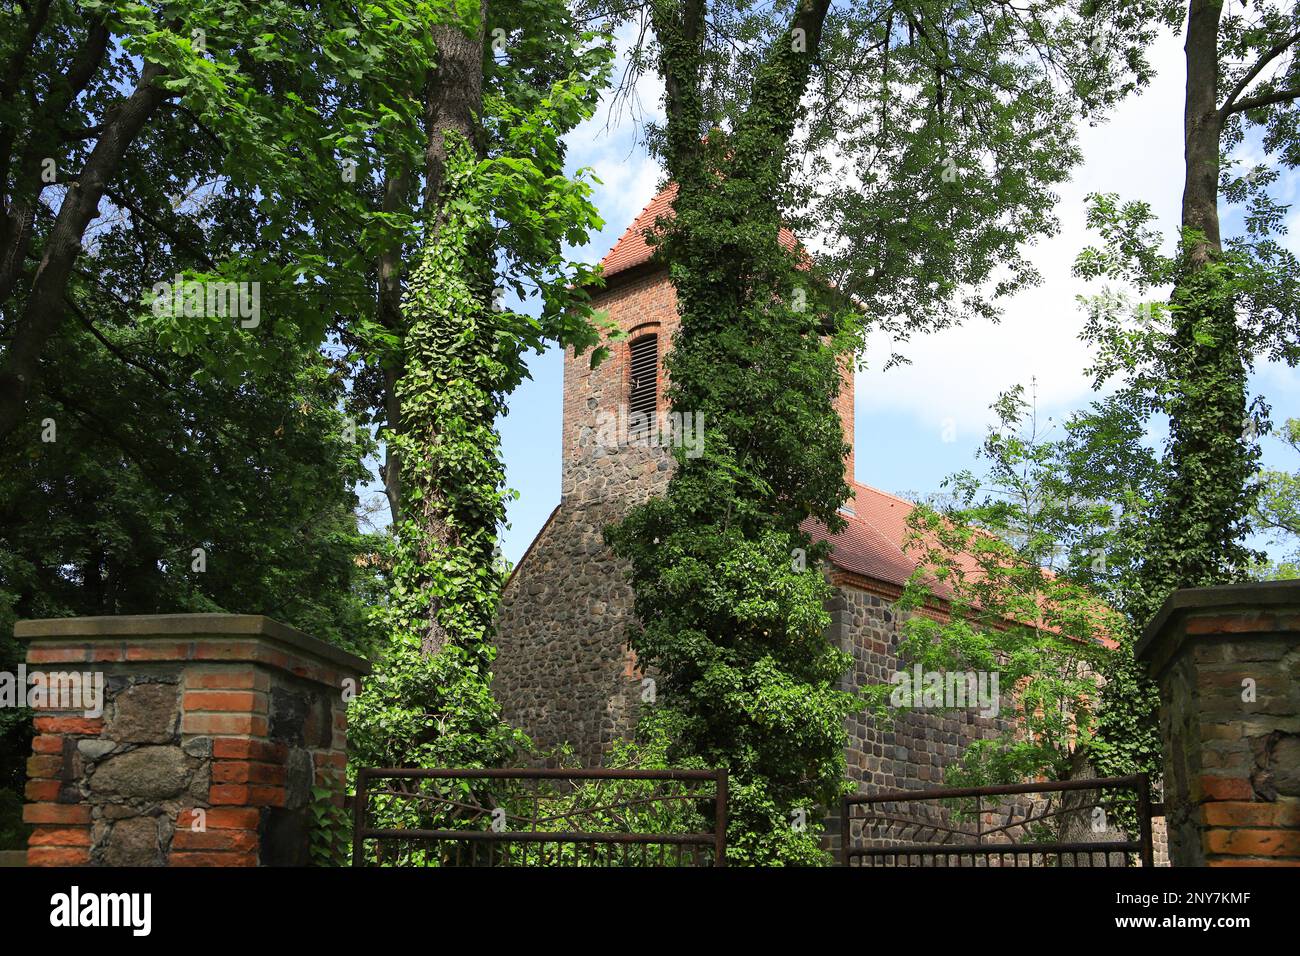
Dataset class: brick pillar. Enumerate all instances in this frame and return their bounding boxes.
[1136,581,1300,867]
[16,614,368,866]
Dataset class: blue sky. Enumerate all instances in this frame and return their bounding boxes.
[490,28,1300,565]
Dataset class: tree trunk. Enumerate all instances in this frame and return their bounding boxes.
[1182,0,1223,264]
[1136,0,1251,622]
[425,9,487,213]
[370,6,486,533]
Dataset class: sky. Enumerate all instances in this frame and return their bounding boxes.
[493,27,1300,565]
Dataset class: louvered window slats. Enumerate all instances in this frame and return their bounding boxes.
[628,335,658,420]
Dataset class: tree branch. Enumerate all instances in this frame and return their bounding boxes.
[1219,30,1300,118]
[64,292,172,390]
[104,187,215,268]
[0,59,171,441]
[1223,85,1300,117]
[0,16,110,302]
[651,0,707,179]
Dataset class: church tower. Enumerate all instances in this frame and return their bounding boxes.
[494,186,1001,786]
[495,185,686,765]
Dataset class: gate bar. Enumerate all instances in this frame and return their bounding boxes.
[844,773,1150,805]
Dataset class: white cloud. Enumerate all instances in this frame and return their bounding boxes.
[564,21,666,264]
[857,31,1188,433]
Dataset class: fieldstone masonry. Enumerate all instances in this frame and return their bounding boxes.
[1137,581,1300,866]
[833,583,1008,790]
[17,613,367,866]
[495,267,679,765]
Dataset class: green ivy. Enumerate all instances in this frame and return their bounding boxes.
[308,784,351,867]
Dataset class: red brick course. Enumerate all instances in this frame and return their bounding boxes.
[28,827,92,847]
[24,803,91,825]
[176,807,261,830]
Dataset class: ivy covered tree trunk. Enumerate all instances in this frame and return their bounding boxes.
[609,0,860,865]
[351,8,518,772]
[349,135,524,771]
[393,138,503,660]
[347,3,611,774]
[1096,0,1261,794]
[401,5,492,657]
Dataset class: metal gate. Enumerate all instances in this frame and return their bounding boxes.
[352,767,727,867]
[841,774,1154,867]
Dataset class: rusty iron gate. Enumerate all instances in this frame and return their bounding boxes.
[352,767,727,867]
[841,773,1154,867]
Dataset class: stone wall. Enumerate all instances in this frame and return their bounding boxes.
[833,582,1010,792]
[1137,581,1300,866]
[825,579,1032,859]
[16,614,367,866]
[495,496,655,765]
[498,528,1019,797]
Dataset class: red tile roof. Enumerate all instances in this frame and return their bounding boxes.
[599,183,677,278]
[600,183,802,280]
[809,484,1115,645]
[802,483,953,593]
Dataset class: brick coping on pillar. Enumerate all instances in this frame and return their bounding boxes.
[1136,579,1300,867]
[15,613,370,676]
[1136,580,1300,679]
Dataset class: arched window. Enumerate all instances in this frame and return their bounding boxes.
[627,334,659,426]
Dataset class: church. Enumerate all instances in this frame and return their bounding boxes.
[493,185,1007,793]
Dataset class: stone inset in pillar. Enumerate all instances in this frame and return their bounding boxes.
[16,614,368,867]
[1136,581,1300,867]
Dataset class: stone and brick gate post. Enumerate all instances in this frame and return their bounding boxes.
[1136,581,1300,866]
[16,614,368,866]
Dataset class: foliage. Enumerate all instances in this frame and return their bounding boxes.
[795,0,1183,356]
[308,784,352,867]
[1253,417,1300,579]
[596,0,1182,360]
[1072,193,1288,791]
[606,1,866,866]
[0,0,451,435]
[874,386,1164,831]
[1079,217,1269,624]
[865,387,1128,785]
